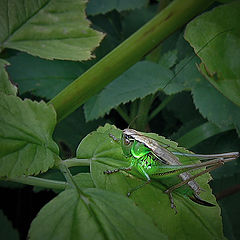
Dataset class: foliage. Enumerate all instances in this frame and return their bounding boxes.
[0,0,240,240]
[0,210,19,240]
[0,0,104,60]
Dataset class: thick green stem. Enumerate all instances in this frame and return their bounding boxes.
[49,0,214,122]
[2,176,68,190]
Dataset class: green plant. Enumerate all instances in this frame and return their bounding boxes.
[0,0,240,239]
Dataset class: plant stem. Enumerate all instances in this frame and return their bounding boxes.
[49,0,214,122]
[116,106,131,124]
[129,100,139,127]
[58,161,90,203]
[58,162,78,189]
[149,95,174,120]
[63,158,90,168]
[135,95,155,131]
[2,176,68,190]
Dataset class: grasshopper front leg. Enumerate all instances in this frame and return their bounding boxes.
[104,162,151,198]
[127,164,151,197]
[104,165,136,197]
[109,133,120,143]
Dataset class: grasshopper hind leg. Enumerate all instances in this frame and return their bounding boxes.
[165,191,178,214]
[165,190,214,215]
[189,194,215,207]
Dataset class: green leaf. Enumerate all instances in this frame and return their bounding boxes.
[84,61,173,121]
[175,31,195,60]
[86,0,148,16]
[185,1,240,106]
[89,12,123,57]
[164,56,240,135]
[158,49,178,69]
[6,52,86,99]
[164,55,202,95]
[0,210,19,240]
[0,93,59,177]
[191,76,240,132]
[76,124,226,240]
[73,173,95,188]
[121,5,157,38]
[0,59,17,96]
[29,188,166,240]
[0,0,104,61]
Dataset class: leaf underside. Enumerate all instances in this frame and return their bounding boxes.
[0,93,59,177]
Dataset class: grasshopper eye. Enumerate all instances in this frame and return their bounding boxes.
[121,135,133,157]
[124,137,131,146]
[122,134,132,146]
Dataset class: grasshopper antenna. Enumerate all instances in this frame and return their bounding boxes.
[127,114,140,129]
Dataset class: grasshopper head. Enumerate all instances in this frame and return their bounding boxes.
[121,129,151,159]
[121,132,134,157]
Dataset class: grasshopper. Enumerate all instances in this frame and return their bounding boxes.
[104,128,239,212]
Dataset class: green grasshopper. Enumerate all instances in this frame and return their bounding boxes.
[104,128,239,212]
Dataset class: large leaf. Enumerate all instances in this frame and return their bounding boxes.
[76,124,226,240]
[84,61,173,121]
[0,59,17,96]
[191,75,240,134]
[185,1,240,106]
[163,55,201,95]
[29,188,166,240]
[0,93,59,177]
[165,56,240,134]
[158,49,178,69]
[120,4,157,38]
[0,210,19,240]
[6,52,86,99]
[0,0,104,61]
[87,0,148,16]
